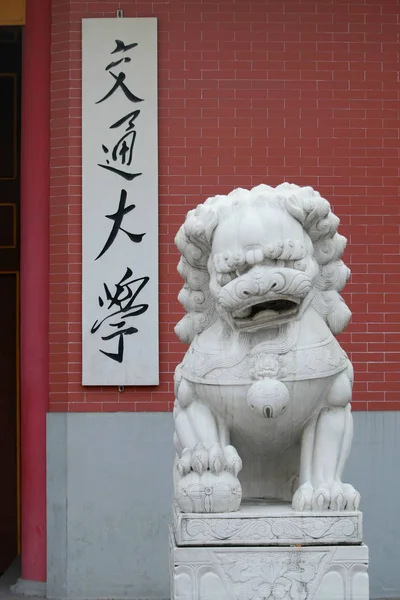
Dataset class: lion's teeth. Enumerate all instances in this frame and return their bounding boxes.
[233,307,252,318]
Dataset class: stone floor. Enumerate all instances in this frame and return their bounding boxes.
[0,558,20,599]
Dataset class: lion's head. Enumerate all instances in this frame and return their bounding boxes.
[175,183,351,344]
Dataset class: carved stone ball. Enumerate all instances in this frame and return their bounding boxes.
[246,378,290,418]
[175,471,242,513]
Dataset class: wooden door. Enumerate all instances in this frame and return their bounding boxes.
[0,27,21,575]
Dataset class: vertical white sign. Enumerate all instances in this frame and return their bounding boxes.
[82,18,158,385]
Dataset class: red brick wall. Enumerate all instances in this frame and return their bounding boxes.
[50,0,400,412]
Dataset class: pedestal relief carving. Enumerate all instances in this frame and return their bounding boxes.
[170,183,369,600]
[173,500,363,547]
[170,534,369,600]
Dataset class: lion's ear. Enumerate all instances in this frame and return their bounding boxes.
[312,290,352,336]
[326,297,352,335]
[174,314,196,344]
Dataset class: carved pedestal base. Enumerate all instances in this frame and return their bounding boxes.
[173,499,363,546]
[170,501,369,600]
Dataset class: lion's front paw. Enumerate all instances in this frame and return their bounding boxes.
[175,470,242,513]
[292,481,360,512]
[177,443,242,477]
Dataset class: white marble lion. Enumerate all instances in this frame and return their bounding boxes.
[173,183,360,514]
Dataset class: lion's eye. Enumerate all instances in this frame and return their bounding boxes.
[235,264,252,276]
[293,259,307,272]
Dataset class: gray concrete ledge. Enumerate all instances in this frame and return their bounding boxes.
[10,579,46,598]
[0,559,45,600]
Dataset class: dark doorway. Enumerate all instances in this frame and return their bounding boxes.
[0,27,21,575]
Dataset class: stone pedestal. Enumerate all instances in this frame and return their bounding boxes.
[170,500,369,600]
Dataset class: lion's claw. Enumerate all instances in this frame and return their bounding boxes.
[224,445,242,476]
[343,483,361,510]
[330,481,346,511]
[177,443,242,477]
[192,443,208,474]
[292,482,313,511]
[208,443,226,473]
[312,485,331,510]
[177,448,192,477]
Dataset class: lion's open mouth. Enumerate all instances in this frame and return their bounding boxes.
[231,297,301,329]
[249,299,298,315]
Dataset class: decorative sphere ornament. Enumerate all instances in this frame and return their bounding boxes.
[247,379,290,418]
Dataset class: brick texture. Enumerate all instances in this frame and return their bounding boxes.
[50,0,400,412]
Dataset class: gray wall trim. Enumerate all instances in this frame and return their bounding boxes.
[47,413,174,600]
[46,414,68,599]
[345,411,400,599]
[47,411,400,599]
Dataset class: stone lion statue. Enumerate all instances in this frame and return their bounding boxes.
[173,183,360,514]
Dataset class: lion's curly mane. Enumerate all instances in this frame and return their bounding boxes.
[175,183,351,344]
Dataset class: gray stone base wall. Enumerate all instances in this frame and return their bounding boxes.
[47,411,400,599]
